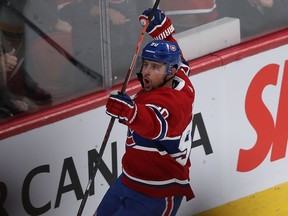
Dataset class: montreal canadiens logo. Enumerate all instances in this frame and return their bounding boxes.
[170,45,177,51]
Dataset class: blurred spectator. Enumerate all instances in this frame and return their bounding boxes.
[24,0,71,41]
[219,0,288,39]
[0,2,30,118]
[159,0,218,32]
[23,0,85,103]
[0,49,17,71]
[59,0,106,91]
[0,48,29,118]
[1,0,54,106]
[60,0,152,86]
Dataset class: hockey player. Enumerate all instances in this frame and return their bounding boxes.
[94,8,195,216]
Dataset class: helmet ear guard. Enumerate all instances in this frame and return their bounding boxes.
[141,40,181,74]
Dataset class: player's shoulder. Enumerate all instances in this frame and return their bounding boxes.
[178,62,190,76]
[174,67,194,92]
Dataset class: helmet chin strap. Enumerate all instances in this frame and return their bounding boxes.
[160,65,177,87]
[137,72,144,88]
[137,64,144,88]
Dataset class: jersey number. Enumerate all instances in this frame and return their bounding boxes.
[177,120,192,165]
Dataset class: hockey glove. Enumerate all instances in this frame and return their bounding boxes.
[106,91,137,124]
[138,8,175,40]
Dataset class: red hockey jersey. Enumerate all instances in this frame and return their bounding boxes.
[121,67,195,201]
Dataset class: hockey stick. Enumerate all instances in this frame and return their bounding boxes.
[76,0,160,215]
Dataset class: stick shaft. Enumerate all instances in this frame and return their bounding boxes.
[76,117,115,216]
[120,0,160,93]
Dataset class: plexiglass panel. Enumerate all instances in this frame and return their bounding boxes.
[0,0,287,123]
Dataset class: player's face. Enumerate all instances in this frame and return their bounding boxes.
[141,60,167,92]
